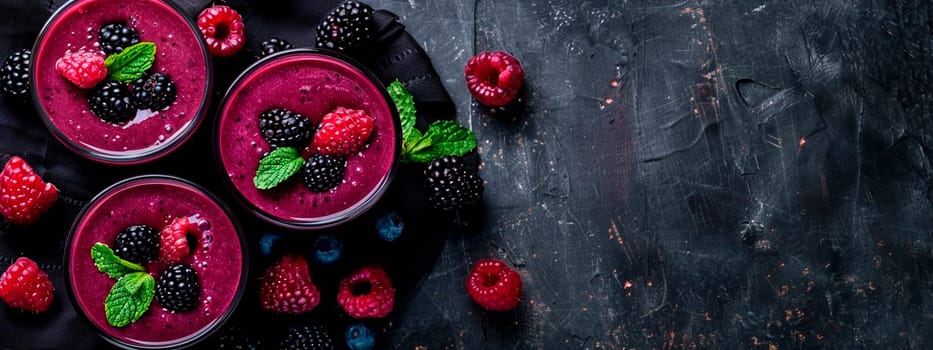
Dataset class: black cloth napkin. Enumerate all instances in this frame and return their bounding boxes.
[0,0,454,348]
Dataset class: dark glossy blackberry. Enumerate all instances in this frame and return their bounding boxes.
[131,73,177,110]
[0,49,31,99]
[156,263,200,312]
[88,80,137,123]
[257,37,294,59]
[113,225,159,264]
[98,23,140,55]
[424,156,484,211]
[300,154,346,192]
[258,108,313,149]
[314,1,376,52]
[280,325,335,350]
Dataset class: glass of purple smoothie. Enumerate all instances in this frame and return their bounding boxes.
[215,49,401,230]
[31,0,211,165]
[65,175,247,349]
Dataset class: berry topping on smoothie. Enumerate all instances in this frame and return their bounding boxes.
[55,49,108,89]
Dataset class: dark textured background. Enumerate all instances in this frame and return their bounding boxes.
[2,0,933,349]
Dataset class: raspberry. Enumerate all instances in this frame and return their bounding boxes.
[464,51,524,107]
[260,254,320,314]
[88,80,137,123]
[280,325,335,350]
[158,217,195,264]
[0,156,58,226]
[337,265,395,319]
[55,49,108,89]
[344,322,375,350]
[300,154,346,193]
[113,225,159,264]
[0,257,55,313]
[131,73,177,111]
[257,37,294,59]
[197,5,246,57]
[0,49,31,99]
[465,259,522,311]
[312,107,374,156]
[311,235,343,266]
[155,263,200,312]
[258,108,313,149]
[424,156,483,211]
[98,23,140,55]
[315,1,376,53]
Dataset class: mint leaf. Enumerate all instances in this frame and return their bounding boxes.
[104,272,155,327]
[387,80,416,141]
[104,42,156,82]
[91,243,144,279]
[404,120,477,163]
[253,147,304,190]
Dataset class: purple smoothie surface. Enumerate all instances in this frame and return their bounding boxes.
[217,51,399,227]
[67,177,243,347]
[32,0,209,163]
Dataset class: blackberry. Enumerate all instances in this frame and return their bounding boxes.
[257,37,294,59]
[0,49,31,99]
[258,108,313,149]
[156,263,200,312]
[215,327,263,350]
[314,1,376,52]
[98,23,140,55]
[300,154,346,192]
[424,156,484,211]
[113,225,159,264]
[280,325,335,350]
[131,73,177,110]
[88,80,137,123]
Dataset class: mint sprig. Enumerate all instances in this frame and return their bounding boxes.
[388,80,416,142]
[388,80,477,163]
[104,271,155,327]
[104,42,156,82]
[91,243,145,279]
[254,147,304,190]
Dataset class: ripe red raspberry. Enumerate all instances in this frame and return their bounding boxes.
[312,107,375,156]
[464,51,524,107]
[54,49,107,89]
[197,5,246,57]
[0,257,55,313]
[337,265,395,319]
[260,254,320,314]
[0,156,58,226]
[159,217,195,263]
[465,259,522,311]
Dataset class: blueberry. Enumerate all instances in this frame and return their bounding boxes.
[259,233,283,256]
[375,211,404,242]
[312,235,343,265]
[344,322,375,350]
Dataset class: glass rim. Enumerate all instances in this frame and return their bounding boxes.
[63,174,249,349]
[213,47,402,230]
[29,0,213,166]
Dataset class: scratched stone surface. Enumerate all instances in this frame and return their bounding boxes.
[1,0,932,349]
